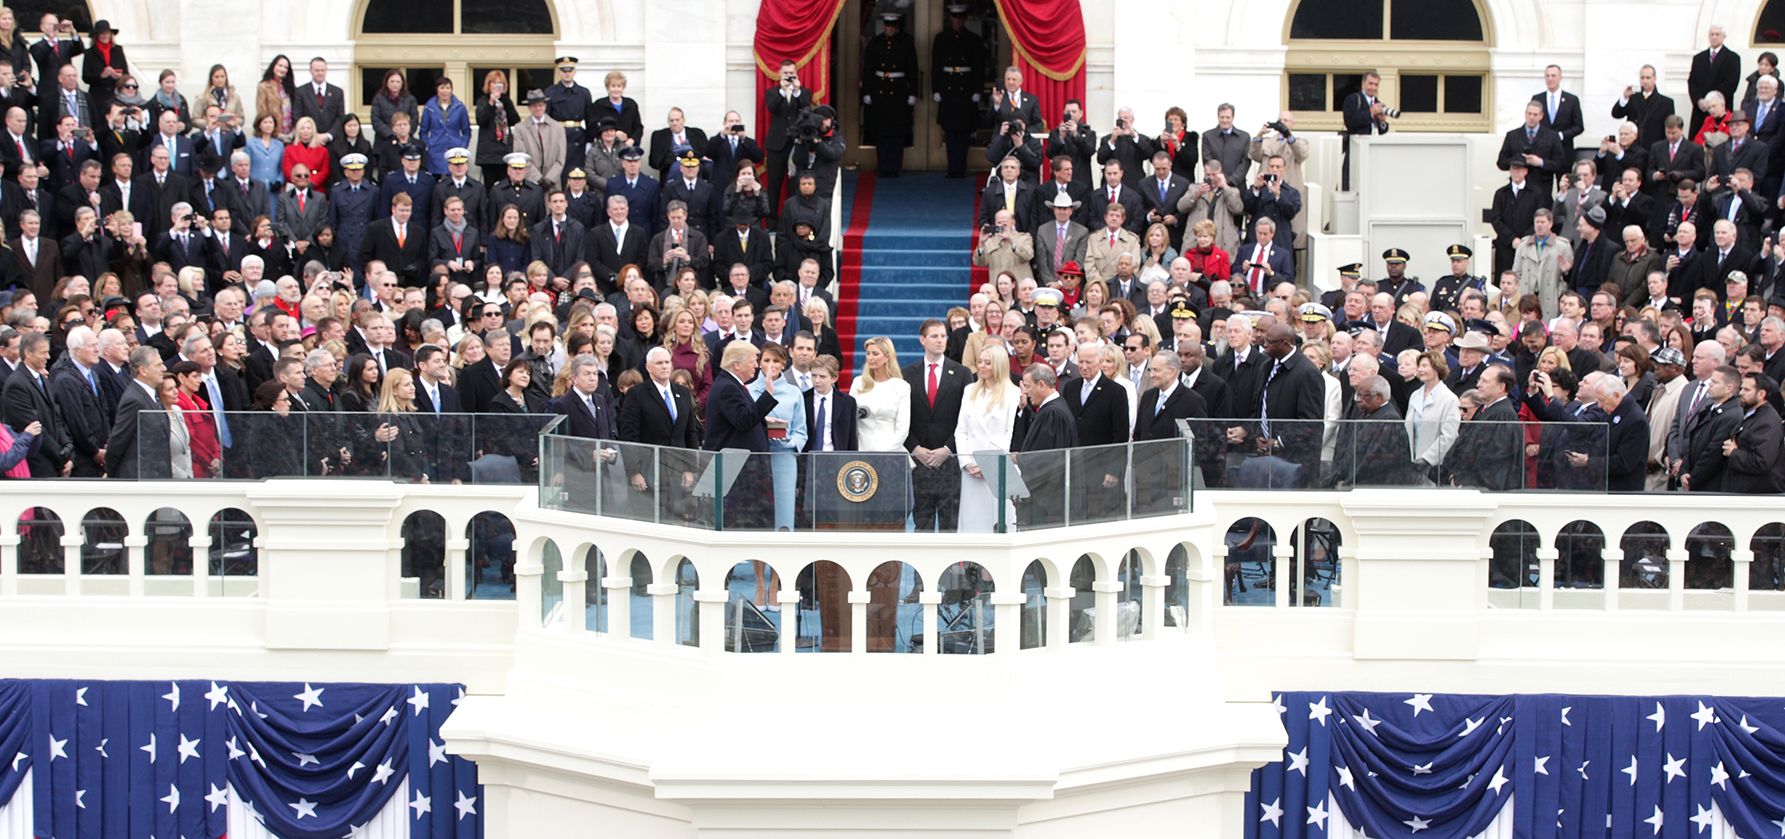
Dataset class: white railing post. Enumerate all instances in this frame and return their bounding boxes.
[1140,574,1167,639]
[1599,549,1620,612]
[649,581,677,646]
[558,569,587,634]
[446,536,470,602]
[1734,549,1753,612]
[124,534,147,597]
[991,590,1025,653]
[777,589,801,654]
[189,533,211,598]
[0,531,16,597]
[919,590,941,655]
[1092,579,1120,645]
[848,590,870,653]
[694,589,728,651]
[1667,548,1688,612]
[1045,586,1073,648]
[1536,548,1557,611]
[60,534,81,596]
[604,574,632,638]
[244,481,407,649]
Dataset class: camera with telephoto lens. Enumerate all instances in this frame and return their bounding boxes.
[1006,120,1026,138]
[1380,105,1402,119]
[1266,120,1291,136]
[792,109,826,142]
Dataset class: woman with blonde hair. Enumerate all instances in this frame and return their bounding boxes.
[851,336,911,454]
[804,296,841,360]
[954,343,1022,532]
[375,369,430,482]
[661,306,712,407]
[961,304,1008,372]
[1099,343,1139,434]
[282,116,331,192]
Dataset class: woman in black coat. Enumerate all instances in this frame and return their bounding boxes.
[483,358,544,482]
[325,114,375,190]
[474,71,520,187]
[247,382,304,478]
[81,20,128,116]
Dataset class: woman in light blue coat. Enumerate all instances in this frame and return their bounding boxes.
[418,77,472,176]
[746,343,808,532]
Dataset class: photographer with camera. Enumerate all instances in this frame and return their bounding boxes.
[1497,101,1568,193]
[764,59,812,222]
[1340,71,1392,190]
[862,12,918,177]
[972,208,1033,281]
[1644,114,1706,198]
[706,110,763,189]
[985,116,1043,183]
[1241,155,1301,254]
[1045,99,1096,188]
[1250,112,1309,248]
[96,101,143,170]
[1096,106,1153,190]
[1177,159,1244,257]
[790,104,844,198]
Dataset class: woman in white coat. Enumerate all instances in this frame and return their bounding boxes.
[1405,351,1460,484]
[850,337,912,454]
[954,345,1022,532]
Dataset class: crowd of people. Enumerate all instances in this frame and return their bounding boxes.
[0,11,1776,521]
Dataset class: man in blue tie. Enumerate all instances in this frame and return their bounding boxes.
[1499,101,1566,193]
[616,347,700,518]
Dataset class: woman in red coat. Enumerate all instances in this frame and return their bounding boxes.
[1183,219,1232,288]
[282,117,332,193]
[170,361,222,478]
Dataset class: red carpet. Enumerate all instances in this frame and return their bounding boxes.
[833,172,877,386]
[967,172,988,294]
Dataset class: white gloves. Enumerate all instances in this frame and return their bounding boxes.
[863,95,873,105]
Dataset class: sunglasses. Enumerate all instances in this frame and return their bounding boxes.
[119,84,137,90]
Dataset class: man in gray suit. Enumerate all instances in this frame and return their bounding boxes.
[1551,159,1605,243]
[275,163,330,252]
[1666,341,1726,487]
[104,346,166,479]
[1200,103,1252,188]
[1031,190,1088,286]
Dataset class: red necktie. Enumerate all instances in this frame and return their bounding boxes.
[926,363,937,408]
[1109,231,1116,247]
[451,230,462,253]
[297,192,306,213]
[13,139,22,161]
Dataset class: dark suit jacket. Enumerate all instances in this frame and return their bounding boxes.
[98,179,152,224]
[616,380,700,475]
[1724,402,1783,493]
[1257,351,1326,467]
[1063,373,1130,450]
[704,132,764,188]
[1134,384,1208,440]
[585,223,650,290]
[803,388,857,452]
[1646,138,1707,193]
[1598,395,1651,492]
[1,364,69,476]
[1496,125,1568,191]
[356,218,429,285]
[1341,92,1391,136]
[1689,48,1742,129]
[104,379,159,478]
[528,217,586,278]
[710,226,775,287]
[1139,174,1192,235]
[457,357,502,414]
[1697,245,1760,296]
[978,178,1037,233]
[1018,394,1078,451]
[58,231,115,283]
[46,356,106,475]
[1085,184,1146,235]
[901,357,969,452]
[293,83,347,139]
[1531,90,1585,146]
[11,236,60,298]
[1613,90,1676,149]
[550,387,616,441]
[701,371,779,452]
[1487,181,1552,249]
[1711,137,1770,186]
[648,127,710,181]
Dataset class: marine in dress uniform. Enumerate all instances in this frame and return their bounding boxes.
[328,153,378,276]
[930,5,984,179]
[1429,244,1487,314]
[1320,263,1363,311]
[862,13,918,178]
[544,56,594,177]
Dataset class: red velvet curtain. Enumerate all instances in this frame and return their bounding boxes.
[752,0,846,148]
[992,0,1086,124]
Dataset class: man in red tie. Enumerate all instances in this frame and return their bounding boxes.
[902,319,970,531]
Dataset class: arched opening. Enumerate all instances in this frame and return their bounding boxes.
[1685,523,1735,591]
[1757,1,1785,44]
[1225,518,1277,606]
[1068,554,1098,642]
[1283,0,1493,133]
[143,508,192,577]
[207,508,258,591]
[1164,545,1192,629]
[399,511,446,599]
[628,552,653,640]
[354,0,560,152]
[1489,519,1540,593]
[795,561,852,652]
[723,561,779,652]
[1618,521,1670,592]
[1556,520,1606,591]
[583,546,607,632]
[1290,518,1342,607]
[673,557,699,647]
[1751,523,1785,591]
[1115,551,1144,639]
[466,512,516,599]
[8,1,91,33]
[79,508,126,575]
[16,508,63,574]
[1021,560,1048,649]
[539,540,563,625]
[865,560,921,653]
[938,562,994,654]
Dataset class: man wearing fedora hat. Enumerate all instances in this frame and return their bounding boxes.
[1709,108,1770,190]
[1031,189,1088,286]
[1445,329,1493,393]
[513,89,566,190]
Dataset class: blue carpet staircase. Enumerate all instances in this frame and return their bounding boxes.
[838,172,974,375]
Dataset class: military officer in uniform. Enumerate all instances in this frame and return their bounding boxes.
[1430,244,1487,314]
[930,4,983,180]
[1378,248,1426,308]
[1320,262,1364,311]
[488,152,546,231]
[563,168,601,228]
[431,147,488,233]
[862,12,918,178]
[330,153,378,276]
[544,56,594,177]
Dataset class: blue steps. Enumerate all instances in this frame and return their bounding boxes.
[841,173,976,374]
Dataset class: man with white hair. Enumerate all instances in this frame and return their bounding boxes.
[1066,338,1132,519]
[221,148,270,224]
[48,324,108,475]
[94,327,130,418]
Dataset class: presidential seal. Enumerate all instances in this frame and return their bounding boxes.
[836,460,879,503]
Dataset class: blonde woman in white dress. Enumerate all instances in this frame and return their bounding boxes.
[954,344,1022,532]
[850,337,912,454]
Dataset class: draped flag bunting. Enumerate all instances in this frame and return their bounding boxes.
[1246,691,1785,838]
[0,679,480,838]
[990,0,1086,129]
[751,0,845,152]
